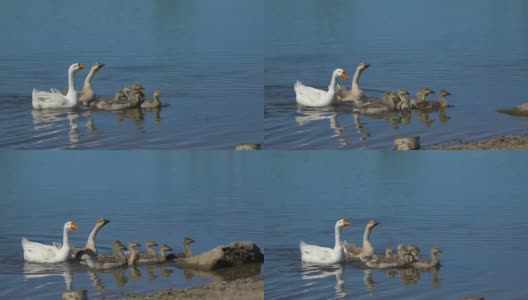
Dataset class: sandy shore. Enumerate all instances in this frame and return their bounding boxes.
[128,276,263,300]
[429,134,528,150]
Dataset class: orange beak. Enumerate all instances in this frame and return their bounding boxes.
[343,219,351,226]
[340,71,348,80]
[70,222,78,230]
[78,64,85,70]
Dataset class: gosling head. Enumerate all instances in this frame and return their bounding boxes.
[128,241,141,250]
[160,244,173,252]
[358,62,370,72]
[422,87,435,96]
[367,219,380,229]
[333,68,348,80]
[113,240,127,251]
[145,240,159,248]
[431,247,442,254]
[64,221,77,231]
[69,63,85,73]
[397,244,405,252]
[439,89,451,97]
[385,246,394,256]
[397,88,410,97]
[132,83,145,91]
[153,90,161,98]
[336,218,351,228]
[183,237,195,245]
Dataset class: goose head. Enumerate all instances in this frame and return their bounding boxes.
[91,62,104,72]
[366,220,380,229]
[385,246,394,257]
[153,90,161,99]
[439,89,451,97]
[64,221,78,231]
[397,244,406,254]
[336,218,351,228]
[357,62,370,72]
[95,218,110,227]
[160,244,173,252]
[431,246,442,255]
[333,69,348,80]
[69,63,85,73]
[146,240,159,248]
[183,237,195,245]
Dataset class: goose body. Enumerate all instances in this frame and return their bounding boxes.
[412,247,441,269]
[138,240,160,264]
[126,241,141,266]
[414,89,450,111]
[344,220,379,261]
[294,69,348,107]
[89,85,145,111]
[32,64,84,109]
[365,246,404,269]
[300,219,351,264]
[79,62,104,105]
[71,218,110,260]
[396,89,411,111]
[166,237,195,260]
[141,90,161,108]
[22,221,77,263]
[410,88,435,109]
[336,62,370,104]
[86,240,127,270]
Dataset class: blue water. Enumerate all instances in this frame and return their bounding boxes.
[0,0,262,149]
[262,152,528,299]
[0,151,264,299]
[265,0,528,149]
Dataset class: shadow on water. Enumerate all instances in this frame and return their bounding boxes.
[22,261,261,298]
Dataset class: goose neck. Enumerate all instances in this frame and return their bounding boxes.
[62,227,71,251]
[351,67,362,91]
[183,243,192,257]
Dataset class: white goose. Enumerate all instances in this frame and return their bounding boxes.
[300,219,351,264]
[32,63,84,109]
[294,69,348,107]
[22,221,77,263]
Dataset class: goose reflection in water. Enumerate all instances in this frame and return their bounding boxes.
[301,264,346,299]
[299,262,441,298]
[23,262,73,290]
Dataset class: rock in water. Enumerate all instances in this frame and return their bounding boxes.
[173,241,264,270]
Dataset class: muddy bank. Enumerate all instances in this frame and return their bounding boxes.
[429,134,528,150]
[128,275,263,300]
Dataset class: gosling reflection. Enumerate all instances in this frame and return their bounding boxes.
[301,264,346,299]
[84,262,261,289]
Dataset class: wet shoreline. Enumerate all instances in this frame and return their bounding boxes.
[128,275,263,300]
[429,134,528,150]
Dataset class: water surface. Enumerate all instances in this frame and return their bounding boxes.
[262,152,528,299]
[0,0,262,149]
[265,0,528,149]
[0,151,264,299]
